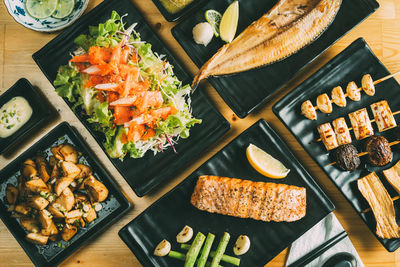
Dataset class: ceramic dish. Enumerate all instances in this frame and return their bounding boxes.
[152,0,208,22]
[3,0,89,32]
[0,122,131,266]
[273,38,400,252]
[32,0,230,197]
[172,0,379,118]
[0,78,51,154]
[119,119,335,266]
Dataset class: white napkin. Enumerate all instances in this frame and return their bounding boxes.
[285,213,364,267]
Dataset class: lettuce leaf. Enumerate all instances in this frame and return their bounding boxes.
[106,126,127,160]
[54,65,82,102]
[87,101,113,127]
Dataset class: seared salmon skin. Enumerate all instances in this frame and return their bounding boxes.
[190,176,306,222]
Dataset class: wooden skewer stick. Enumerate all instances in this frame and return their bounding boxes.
[361,195,400,213]
[316,110,400,142]
[312,71,400,111]
[328,140,400,166]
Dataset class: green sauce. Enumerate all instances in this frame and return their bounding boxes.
[159,0,195,14]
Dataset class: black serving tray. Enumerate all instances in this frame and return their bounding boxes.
[32,0,230,197]
[273,38,400,252]
[0,78,51,154]
[172,0,379,118]
[119,119,334,266]
[152,0,209,22]
[0,122,131,266]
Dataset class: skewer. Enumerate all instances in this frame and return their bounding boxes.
[302,71,400,119]
[316,110,400,142]
[361,195,400,213]
[328,140,400,166]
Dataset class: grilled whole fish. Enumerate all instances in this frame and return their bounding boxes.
[190,176,306,222]
[192,0,342,87]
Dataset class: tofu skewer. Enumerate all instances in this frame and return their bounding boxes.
[317,123,339,151]
[301,71,400,120]
[316,101,399,147]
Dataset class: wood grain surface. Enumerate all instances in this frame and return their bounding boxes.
[0,0,399,266]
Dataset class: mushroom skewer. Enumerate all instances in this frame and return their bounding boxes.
[301,71,400,120]
[328,140,400,166]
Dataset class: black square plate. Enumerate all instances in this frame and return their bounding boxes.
[172,0,379,118]
[32,0,230,197]
[0,122,131,266]
[118,119,335,266]
[273,38,400,252]
[152,0,208,22]
[0,78,51,154]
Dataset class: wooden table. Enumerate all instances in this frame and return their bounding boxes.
[0,0,399,266]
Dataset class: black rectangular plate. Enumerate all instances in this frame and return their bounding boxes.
[0,78,51,154]
[32,0,230,197]
[0,122,131,266]
[152,0,208,22]
[119,119,334,266]
[273,38,400,252]
[172,0,379,118]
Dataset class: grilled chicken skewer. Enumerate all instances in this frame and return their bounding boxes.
[301,71,400,120]
[316,101,398,150]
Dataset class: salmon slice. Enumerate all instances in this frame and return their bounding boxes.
[113,106,131,125]
[136,91,163,112]
[110,97,137,107]
[192,0,342,87]
[191,176,306,222]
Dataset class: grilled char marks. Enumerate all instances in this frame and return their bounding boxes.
[191,176,306,222]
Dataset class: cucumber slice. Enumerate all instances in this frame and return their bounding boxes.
[25,0,58,19]
[52,0,75,19]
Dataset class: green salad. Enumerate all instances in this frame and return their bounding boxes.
[54,11,201,160]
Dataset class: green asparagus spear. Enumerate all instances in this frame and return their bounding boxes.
[168,251,222,267]
[184,232,206,267]
[197,233,215,267]
[211,232,230,267]
[181,243,240,266]
[168,250,186,261]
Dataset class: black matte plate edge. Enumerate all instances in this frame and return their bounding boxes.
[32,0,231,197]
[118,119,335,266]
[171,0,380,118]
[0,122,131,266]
[272,37,400,252]
[0,78,51,154]
[125,119,231,197]
[152,0,209,22]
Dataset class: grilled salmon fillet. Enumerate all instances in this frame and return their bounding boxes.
[190,176,306,222]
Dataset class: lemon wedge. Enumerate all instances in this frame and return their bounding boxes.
[219,1,239,43]
[246,144,290,178]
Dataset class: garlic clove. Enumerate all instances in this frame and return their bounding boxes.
[154,239,171,257]
[233,235,250,255]
[176,225,194,243]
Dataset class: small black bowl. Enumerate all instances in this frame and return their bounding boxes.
[0,78,51,154]
[152,0,208,22]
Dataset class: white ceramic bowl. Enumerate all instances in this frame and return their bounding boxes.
[4,0,89,32]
